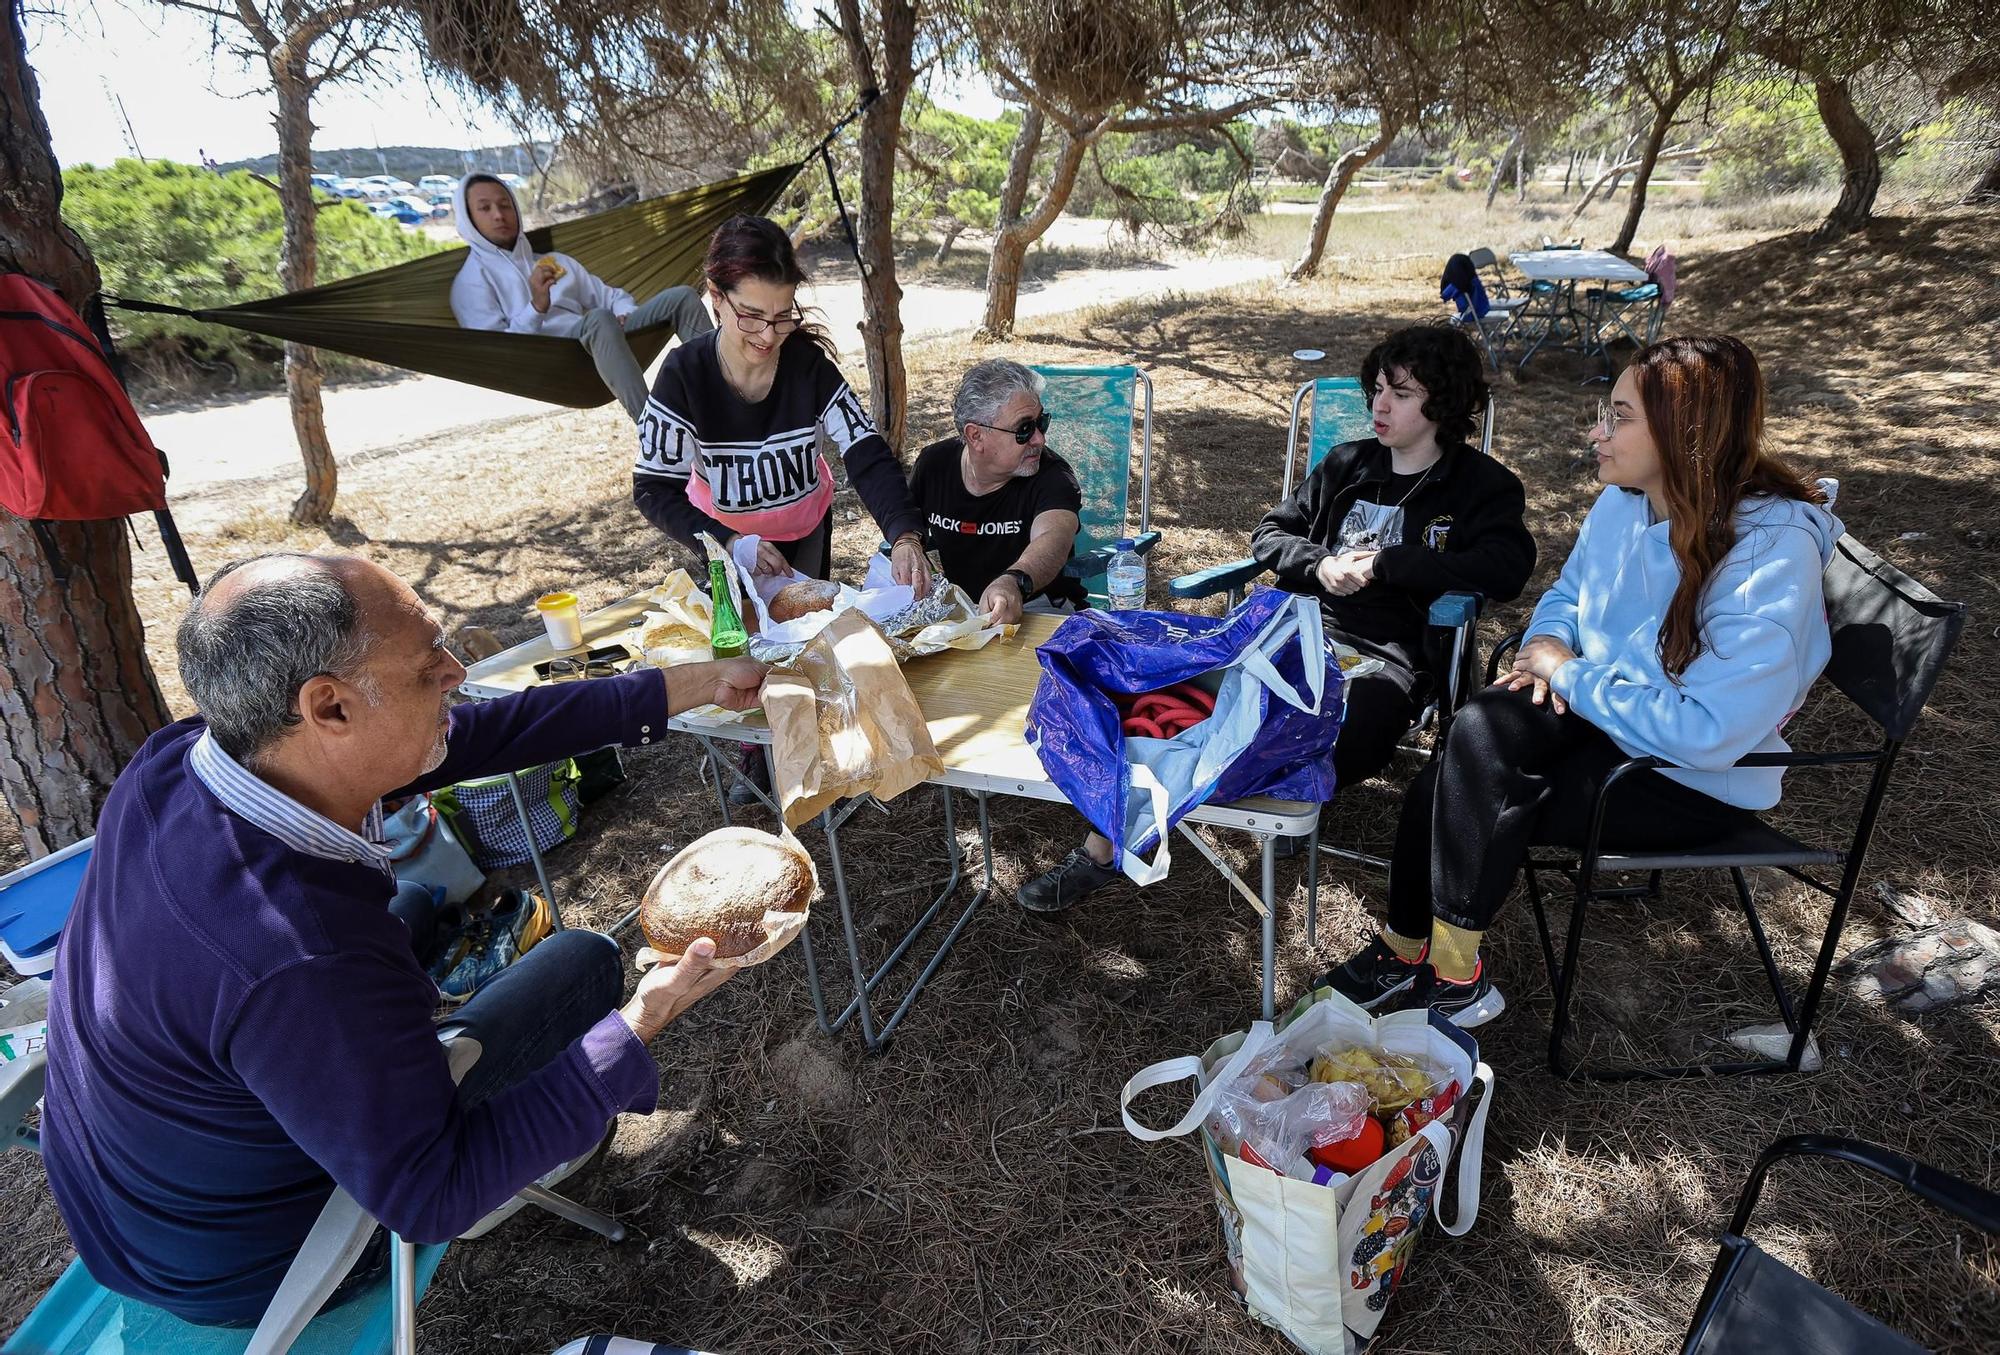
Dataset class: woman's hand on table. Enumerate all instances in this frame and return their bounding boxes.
[1494,635,1576,713]
[662,658,767,715]
[622,938,735,1042]
[890,534,933,599]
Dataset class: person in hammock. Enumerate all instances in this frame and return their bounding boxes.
[449,173,712,422]
[632,213,931,596]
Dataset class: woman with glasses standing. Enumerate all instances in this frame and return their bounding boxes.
[633,214,930,593]
[1315,334,1843,1029]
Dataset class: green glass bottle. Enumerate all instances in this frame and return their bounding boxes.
[708,560,748,659]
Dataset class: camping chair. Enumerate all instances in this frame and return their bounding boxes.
[1584,244,1676,377]
[1682,1135,2000,1354]
[1467,247,1532,323]
[1167,377,1494,915]
[1029,363,1157,606]
[1488,534,1966,1080]
[0,1035,624,1354]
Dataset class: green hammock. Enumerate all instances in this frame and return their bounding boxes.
[113,162,803,408]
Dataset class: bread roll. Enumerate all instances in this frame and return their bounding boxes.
[640,827,814,959]
[769,579,840,623]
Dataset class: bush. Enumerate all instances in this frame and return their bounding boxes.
[61,159,442,387]
[1704,85,1840,201]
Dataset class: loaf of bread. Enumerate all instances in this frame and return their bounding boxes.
[769,579,840,623]
[640,827,815,959]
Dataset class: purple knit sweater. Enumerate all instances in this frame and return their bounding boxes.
[42,671,669,1324]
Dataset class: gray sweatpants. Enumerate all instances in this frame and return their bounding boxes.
[576,285,713,421]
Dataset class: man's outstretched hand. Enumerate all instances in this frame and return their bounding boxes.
[621,938,736,1042]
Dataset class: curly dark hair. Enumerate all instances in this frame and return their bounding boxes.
[1358,324,1490,447]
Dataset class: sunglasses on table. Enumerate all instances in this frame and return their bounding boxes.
[971,410,1053,445]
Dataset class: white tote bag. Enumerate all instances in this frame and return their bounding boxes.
[1122,988,1495,1355]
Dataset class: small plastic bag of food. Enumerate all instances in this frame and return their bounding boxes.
[1308,1043,1449,1113]
[1386,1078,1463,1147]
[1265,1080,1372,1176]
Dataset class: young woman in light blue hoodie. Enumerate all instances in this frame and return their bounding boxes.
[1318,334,1843,1027]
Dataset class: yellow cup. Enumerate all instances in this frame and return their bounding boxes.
[535,591,584,650]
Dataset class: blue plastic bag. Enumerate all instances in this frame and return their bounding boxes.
[1027,590,1343,883]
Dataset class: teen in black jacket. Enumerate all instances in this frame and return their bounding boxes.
[1018,325,1535,913]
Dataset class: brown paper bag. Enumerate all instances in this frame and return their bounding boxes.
[764,607,944,829]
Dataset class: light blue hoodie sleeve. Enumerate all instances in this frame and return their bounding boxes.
[1522,496,1601,648]
[1550,520,1829,771]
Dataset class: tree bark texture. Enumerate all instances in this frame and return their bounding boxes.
[272,57,338,523]
[1485,129,1522,211]
[1289,120,1399,282]
[981,119,1094,338]
[1612,97,1685,254]
[1809,75,1882,246]
[0,0,169,857]
[1969,147,2000,202]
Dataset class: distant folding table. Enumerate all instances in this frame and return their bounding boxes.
[461,605,1321,1051]
[1510,248,1649,372]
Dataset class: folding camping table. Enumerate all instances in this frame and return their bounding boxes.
[1510,249,1650,371]
[460,601,1322,1051]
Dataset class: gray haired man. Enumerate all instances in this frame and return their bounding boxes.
[906,357,1086,626]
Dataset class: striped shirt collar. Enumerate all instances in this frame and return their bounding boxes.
[188,730,393,875]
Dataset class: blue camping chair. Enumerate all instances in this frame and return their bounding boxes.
[1,1032,621,1354]
[1028,363,1157,605]
[0,835,92,979]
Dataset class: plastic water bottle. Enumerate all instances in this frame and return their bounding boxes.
[1106,539,1146,611]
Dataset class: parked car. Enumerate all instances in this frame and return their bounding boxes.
[417,174,457,195]
[366,201,399,220]
[356,175,416,200]
[425,191,455,209]
[379,197,433,225]
[309,172,342,192]
[334,183,370,200]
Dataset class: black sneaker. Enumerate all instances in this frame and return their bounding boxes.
[725,746,771,809]
[1018,848,1123,915]
[1389,963,1507,1029]
[1311,936,1427,1011]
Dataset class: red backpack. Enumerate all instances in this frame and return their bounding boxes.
[0,272,196,588]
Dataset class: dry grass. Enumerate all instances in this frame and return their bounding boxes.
[4,196,1999,1354]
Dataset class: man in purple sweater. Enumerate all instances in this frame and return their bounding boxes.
[41,553,764,1326]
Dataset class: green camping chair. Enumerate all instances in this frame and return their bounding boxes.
[0,1036,621,1355]
[1028,363,1157,606]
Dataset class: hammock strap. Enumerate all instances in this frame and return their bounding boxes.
[104,296,197,318]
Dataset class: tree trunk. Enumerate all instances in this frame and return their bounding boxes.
[1289,119,1399,282]
[272,58,338,524]
[1612,97,1684,254]
[834,0,917,453]
[981,121,1093,338]
[1515,143,1526,201]
[1561,149,1577,195]
[1968,147,2000,203]
[1485,129,1522,212]
[0,1,170,858]
[1808,74,1882,246]
[931,220,964,265]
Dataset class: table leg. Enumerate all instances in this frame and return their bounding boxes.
[823,803,879,1049]
[1262,833,1277,1021]
[504,770,562,929]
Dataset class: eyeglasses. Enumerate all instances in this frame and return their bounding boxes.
[1596,399,1638,432]
[971,410,1052,445]
[720,293,804,337]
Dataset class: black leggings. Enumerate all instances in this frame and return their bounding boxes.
[1386,684,1754,937]
[1329,630,1427,792]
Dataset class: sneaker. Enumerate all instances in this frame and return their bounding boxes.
[430,891,549,1003]
[725,746,771,809]
[1310,936,1427,1011]
[1391,963,1507,1029]
[1017,848,1123,915]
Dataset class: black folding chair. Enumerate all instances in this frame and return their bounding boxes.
[1489,535,1966,1079]
[1683,1134,2000,1354]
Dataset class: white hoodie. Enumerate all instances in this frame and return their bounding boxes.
[448,175,634,339]
[1530,482,1844,810]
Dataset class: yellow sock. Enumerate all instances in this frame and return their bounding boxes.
[1427,920,1484,984]
[1381,928,1428,964]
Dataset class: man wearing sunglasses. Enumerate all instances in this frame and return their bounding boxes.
[907,359,1086,626]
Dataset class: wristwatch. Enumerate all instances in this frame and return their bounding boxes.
[1003,568,1035,598]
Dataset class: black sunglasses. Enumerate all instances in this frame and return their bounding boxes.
[971,410,1052,445]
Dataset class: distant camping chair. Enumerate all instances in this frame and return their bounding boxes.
[1439,254,1518,372]
[1585,243,1676,375]
[1683,1135,2000,1354]
[0,1035,624,1355]
[1467,247,1532,321]
[1028,363,1157,605]
[1168,377,1495,921]
[1488,534,1966,1080]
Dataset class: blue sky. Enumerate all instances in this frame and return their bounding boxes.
[27,4,1003,169]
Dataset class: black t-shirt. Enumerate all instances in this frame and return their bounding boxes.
[908,437,1087,607]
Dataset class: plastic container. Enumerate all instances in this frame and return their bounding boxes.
[535,591,585,651]
[1106,539,1146,611]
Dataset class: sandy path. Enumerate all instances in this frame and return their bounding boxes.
[143,236,1279,494]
